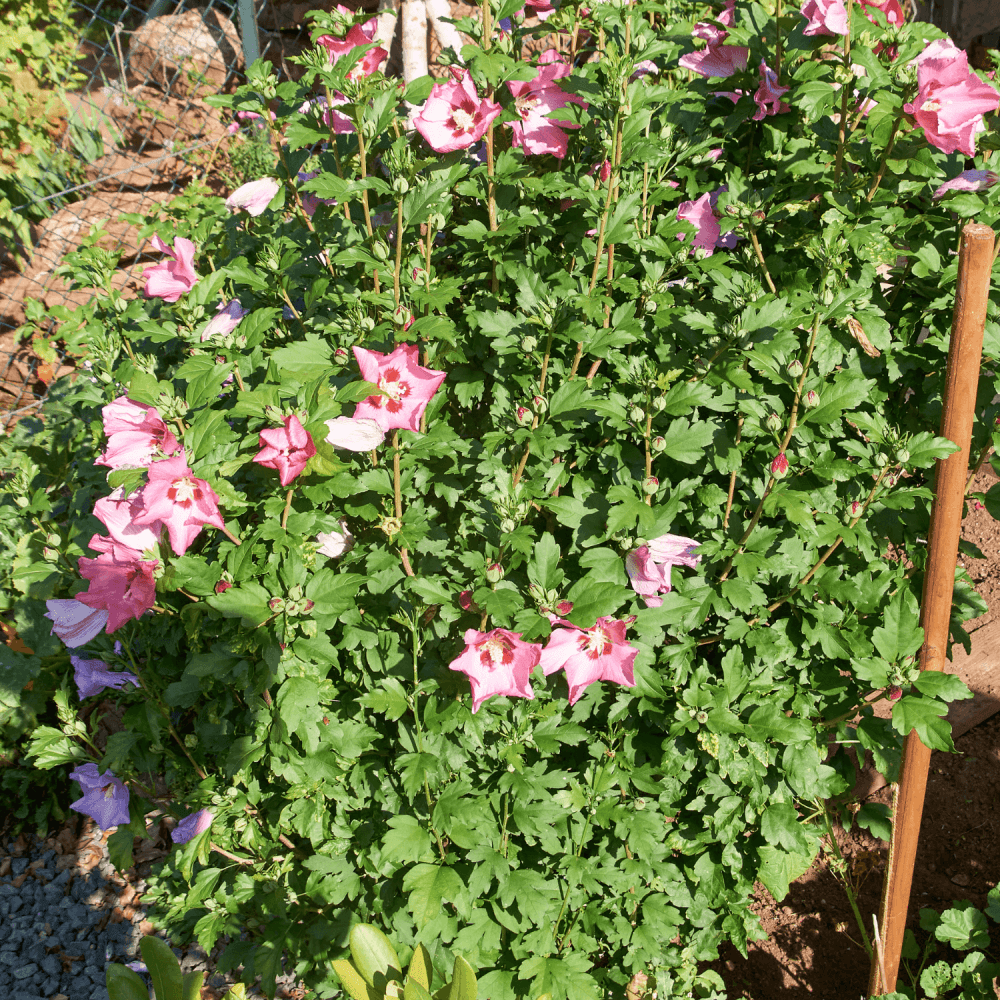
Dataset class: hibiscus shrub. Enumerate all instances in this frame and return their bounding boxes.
[4,0,1000,997]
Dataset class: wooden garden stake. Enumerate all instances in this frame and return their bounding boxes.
[868,222,995,997]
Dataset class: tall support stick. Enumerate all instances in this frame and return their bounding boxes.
[868,222,994,997]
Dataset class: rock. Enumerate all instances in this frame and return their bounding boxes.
[128,8,243,98]
[951,872,971,886]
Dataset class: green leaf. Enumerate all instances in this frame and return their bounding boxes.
[26,725,88,769]
[891,695,953,751]
[872,589,923,663]
[406,979,435,1000]
[528,533,562,591]
[381,815,434,864]
[403,863,469,929]
[277,677,322,754]
[914,671,973,703]
[349,924,402,990]
[182,970,205,1000]
[439,955,477,1000]
[761,801,811,852]
[106,963,150,1000]
[856,803,892,841]
[141,934,184,1000]
[407,944,434,991]
[332,959,380,1000]
[206,583,272,626]
[935,902,991,951]
[658,418,715,464]
[801,372,874,425]
[746,704,812,745]
[757,843,817,901]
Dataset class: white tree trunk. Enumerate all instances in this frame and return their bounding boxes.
[374,0,400,56]
[425,0,465,63]
[401,0,428,84]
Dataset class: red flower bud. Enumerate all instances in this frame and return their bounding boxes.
[215,581,233,594]
[888,685,902,702]
[771,453,789,478]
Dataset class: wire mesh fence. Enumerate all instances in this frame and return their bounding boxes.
[0,0,329,426]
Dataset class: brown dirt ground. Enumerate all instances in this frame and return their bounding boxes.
[710,467,1000,999]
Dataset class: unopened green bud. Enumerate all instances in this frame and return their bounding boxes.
[642,476,659,496]
[874,452,890,468]
[629,404,645,423]
[651,435,667,453]
[764,413,782,432]
[521,336,538,353]
[372,241,390,262]
[485,562,504,584]
[500,517,517,533]
[803,390,820,409]
[651,396,667,413]
[184,734,198,748]
[896,448,910,464]
[532,395,547,414]
[787,360,804,378]
[392,177,409,194]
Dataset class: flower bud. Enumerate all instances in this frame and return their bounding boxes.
[458,590,478,612]
[288,584,303,601]
[633,537,647,549]
[528,584,544,603]
[849,501,864,519]
[43,547,58,562]
[333,347,350,366]
[751,209,766,224]
[771,453,789,478]
[392,177,409,194]
[46,533,61,547]
[268,597,286,613]
[764,412,781,432]
[516,406,532,426]
[500,517,517,533]
[411,265,426,283]
[485,563,504,583]
[521,335,538,353]
[184,734,198,748]
[651,435,666,453]
[629,404,645,423]
[888,685,902,702]
[263,404,284,423]
[554,600,573,615]
[874,452,889,468]
[803,390,820,409]
[393,305,412,328]
[651,396,667,413]
[372,241,390,262]
[642,476,659,496]
[896,448,910,464]
[787,360,804,378]
[216,580,232,594]
[532,395,547,414]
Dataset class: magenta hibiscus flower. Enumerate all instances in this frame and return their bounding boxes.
[933,169,999,200]
[753,61,791,121]
[353,344,446,432]
[131,455,227,556]
[539,617,638,705]
[413,68,503,154]
[903,39,1000,157]
[254,415,317,486]
[70,764,131,830]
[800,0,848,35]
[625,532,701,607]
[93,488,163,553]
[143,235,197,302]
[449,628,543,712]
[507,51,587,159]
[76,537,158,633]
[679,0,748,79]
[317,16,387,78]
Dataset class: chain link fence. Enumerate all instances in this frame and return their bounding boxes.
[0,0,335,426]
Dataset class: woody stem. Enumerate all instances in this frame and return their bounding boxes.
[393,431,414,576]
[281,488,294,530]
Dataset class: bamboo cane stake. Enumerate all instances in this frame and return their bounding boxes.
[868,222,995,998]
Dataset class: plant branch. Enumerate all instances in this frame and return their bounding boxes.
[393,430,414,576]
[723,413,744,529]
[749,229,777,294]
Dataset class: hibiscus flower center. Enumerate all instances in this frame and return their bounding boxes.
[515,95,541,117]
[478,636,515,669]
[103,783,117,800]
[372,367,411,414]
[452,107,477,131]
[579,626,612,660]
[168,476,203,508]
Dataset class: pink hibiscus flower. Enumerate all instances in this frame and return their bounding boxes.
[254,415,317,486]
[413,68,503,154]
[353,344,446,432]
[507,51,587,159]
[800,0,848,35]
[625,532,701,607]
[679,0,748,79]
[539,616,638,705]
[317,17,387,78]
[130,455,227,556]
[903,39,1000,157]
[96,397,180,470]
[143,235,197,302]
[76,537,158,633]
[45,599,109,648]
[448,628,543,712]
[92,487,163,552]
[201,300,248,342]
[225,177,280,217]
[172,808,214,844]
[753,61,791,120]
[317,520,355,558]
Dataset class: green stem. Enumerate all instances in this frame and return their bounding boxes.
[866,114,904,203]
[774,0,782,83]
[512,328,554,488]
[281,488,293,530]
[821,801,873,959]
[393,195,405,308]
[834,0,854,183]
[749,229,777,294]
[393,430,414,576]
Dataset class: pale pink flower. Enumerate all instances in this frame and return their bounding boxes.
[625,533,701,606]
[96,397,180,470]
[631,59,659,80]
[317,521,355,558]
[172,808,214,844]
[753,61,791,121]
[226,177,280,217]
[201,300,247,341]
[300,95,354,135]
[143,235,197,302]
[353,344,446,432]
[903,39,1000,157]
[93,488,163,552]
[801,0,848,35]
[448,628,543,712]
[525,0,556,19]
[254,415,317,486]
[324,415,387,451]
[45,599,110,648]
[76,537,158,633]
[507,51,587,158]
[414,68,502,154]
[693,0,736,44]
[540,616,638,705]
[131,455,227,556]
[317,17,387,78]
[859,0,903,26]
[677,194,722,253]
